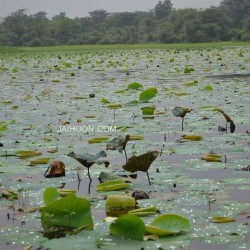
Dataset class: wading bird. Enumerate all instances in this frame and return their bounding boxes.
[172,106,192,131]
[106,134,130,163]
[67,151,109,181]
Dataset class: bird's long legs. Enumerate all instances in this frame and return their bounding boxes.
[87,167,92,181]
[181,118,184,131]
[146,171,151,185]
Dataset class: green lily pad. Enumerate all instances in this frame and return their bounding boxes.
[109,214,146,240]
[107,103,123,109]
[128,206,157,216]
[200,105,219,111]
[184,67,195,73]
[211,216,235,223]
[201,154,222,162]
[139,87,157,102]
[127,82,143,90]
[0,121,9,132]
[43,187,60,205]
[98,171,122,183]
[101,98,110,104]
[181,134,203,141]
[96,180,129,191]
[125,100,139,106]
[105,195,136,210]
[141,106,155,115]
[16,150,42,159]
[40,193,93,230]
[202,85,213,91]
[88,137,109,144]
[146,214,191,236]
[29,157,50,166]
[183,80,198,87]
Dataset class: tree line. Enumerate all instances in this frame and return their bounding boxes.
[0,0,249,46]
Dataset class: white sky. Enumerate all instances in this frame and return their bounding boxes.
[0,0,222,18]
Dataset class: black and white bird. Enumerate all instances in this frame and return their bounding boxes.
[67,151,109,181]
[172,106,192,131]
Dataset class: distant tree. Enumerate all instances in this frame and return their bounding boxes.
[50,12,77,44]
[154,0,173,19]
[1,9,29,45]
[221,0,250,28]
[89,10,109,24]
[27,12,49,44]
[168,8,199,41]
[0,2,248,46]
[158,22,176,43]
[143,16,156,41]
[199,7,233,41]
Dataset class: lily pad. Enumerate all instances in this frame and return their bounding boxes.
[16,150,42,159]
[98,171,122,183]
[105,195,136,210]
[211,216,235,223]
[40,193,93,230]
[127,82,143,90]
[202,85,213,91]
[107,103,123,109]
[128,206,157,216]
[29,157,50,166]
[109,214,146,240]
[145,214,191,236]
[96,179,129,191]
[139,87,157,102]
[201,154,222,162]
[43,187,60,205]
[129,135,144,140]
[88,137,109,144]
[181,134,203,141]
[141,106,155,115]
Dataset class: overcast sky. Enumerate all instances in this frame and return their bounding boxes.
[0,0,222,18]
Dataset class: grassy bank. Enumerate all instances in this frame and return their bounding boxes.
[1,41,250,54]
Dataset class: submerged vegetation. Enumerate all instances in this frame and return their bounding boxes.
[0,43,250,249]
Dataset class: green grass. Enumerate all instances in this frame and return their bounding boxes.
[1,41,250,54]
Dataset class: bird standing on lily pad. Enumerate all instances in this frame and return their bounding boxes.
[172,106,192,131]
[122,151,159,185]
[67,151,109,181]
[106,135,130,163]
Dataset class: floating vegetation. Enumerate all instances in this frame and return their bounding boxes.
[88,137,109,144]
[211,216,236,223]
[139,87,157,103]
[96,179,129,191]
[146,214,191,236]
[29,157,50,166]
[16,150,42,159]
[0,45,249,249]
[201,153,222,162]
